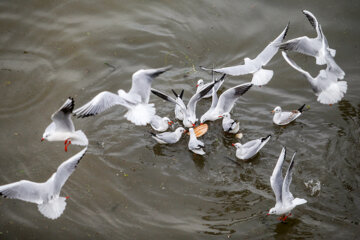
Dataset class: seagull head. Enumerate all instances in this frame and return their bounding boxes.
[222,112,230,119]
[267,208,277,215]
[196,79,204,88]
[232,143,241,149]
[271,106,281,114]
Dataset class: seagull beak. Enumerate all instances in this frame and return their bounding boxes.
[196,84,199,87]
[218,115,223,118]
[271,110,275,114]
[183,130,188,134]
[192,124,195,127]
[41,138,44,142]
[200,123,203,125]
[66,196,70,199]
[168,121,173,125]
[232,143,235,146]
[266,213,270,216]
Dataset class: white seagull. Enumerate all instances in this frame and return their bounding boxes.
[188,128,205,155]
[0,147,87,220]
[201,23,289,86]
[171,89,186,121]
[151,80,217,127]
[195,73,226,98]
[41,97,88,152]
[150,127,186,144]
[200,82,252,123]
[267,147,307,221]
[282,51,347,105]
[272,104,305,126]
[232,135,271,160]
[279,10,344,79]
[221,112,240,134]
[150,115,173,132]
[73,67,171,126]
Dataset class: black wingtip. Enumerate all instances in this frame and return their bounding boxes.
[298,104,306,113]
[171,89,178,98]
[261,134,271,142]
[149,131,156,137]
[283,22,290,40]
[217,73,226,82]
[302,10,316,30]
[179,89,184,99]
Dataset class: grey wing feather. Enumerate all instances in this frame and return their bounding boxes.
[53,147,87,193]
[282,152,296,204]
[151,88,186,110]
[187,80,217,114]
[0,180,44,204]
[74,91,134,118]
[51,98,75,132]
[270,147,286,204]
[281,52,313,79]
[279,37,319,57]
[216,83,252,114]
[128,66,171,103]
[254,22,289,66]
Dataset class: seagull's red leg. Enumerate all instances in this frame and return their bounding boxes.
[64,139,71,152]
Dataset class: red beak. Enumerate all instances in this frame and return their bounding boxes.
[184,130,188,133]
[200,123,203,125]
[66,196,70,199]
[266,213,270,216]
[168,121,173,125]
[41,138,44,142]
[232,143,235,146]
[218,115,222,118]
[192,124,195,127]
[196,84,199,87]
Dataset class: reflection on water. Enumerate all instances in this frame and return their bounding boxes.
[0,0,359,239]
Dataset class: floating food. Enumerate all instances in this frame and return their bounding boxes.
[187,124,208,137]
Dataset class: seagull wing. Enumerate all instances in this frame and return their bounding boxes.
[151,88,186,110]
[270,147,286,204]
[281,52,314,80]
[254,22,289,66]
[51,98,75,132]
[73,91,134,118]
[53,147,87,194]
[0,180,44,204]
[128,66,171,104]
[215,83,252,114]
[282,152,296,205]
[187,80,217,115]
[279,37,319,57]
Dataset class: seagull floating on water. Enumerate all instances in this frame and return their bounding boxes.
[221,112,240,134]
[0,147,87,220]
[150,127,186,144]
[272,104,306,126]
[150,115,173,132]
[73,67,171,126]
[267,147,307,221]
[232,135,271,160]
[42,97,88,152]
[200,82,252,123]
[282,51,347,105]
[200,23,289,86]
[188,128,205,155]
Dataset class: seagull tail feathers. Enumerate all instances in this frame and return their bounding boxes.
[292,197,307,206]
[252,69,274,86]
[317,81,347,105]
[37,197,67,220]
[125,103,156,126]
[72,130,89,146]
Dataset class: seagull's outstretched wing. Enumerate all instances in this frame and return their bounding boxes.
[187,80,217,114]
[74,91,134,118]
[254,22,289,66]
[270,147,286,204]
[0,180,44,204]
[51,97,75,132]
[129,66,171,103]
[282,152,296,205]
[53,147,87,194]
[281,52,313,80]
[215,83,252,114]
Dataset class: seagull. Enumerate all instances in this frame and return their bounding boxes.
[150,127,186,144]
[41,97,88,152]
[200,82,252,123]
[150,115,173,132]
[232,135,271,160]
[195,73,226,98]
[267,147,307,221]
[272,104,306,126]
[151,80,217,127]
[220,112,240,134]
[73,67,171,126]
[279,10,344,79]
[171,89,186,121]
[200,23,289,86]
[188,128,205,155]
[282,51,347,105]
[0,147,87,220]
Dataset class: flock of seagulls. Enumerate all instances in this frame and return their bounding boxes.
[0,10,346,222]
